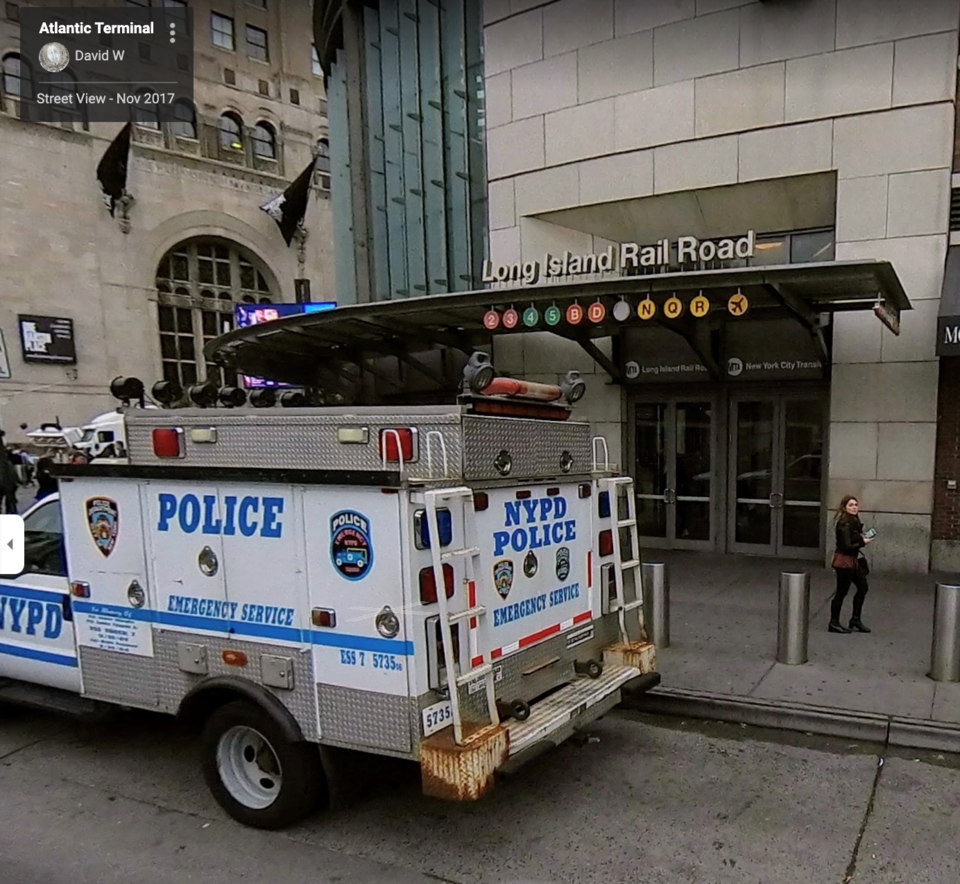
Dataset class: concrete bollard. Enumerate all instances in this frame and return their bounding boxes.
[777,572,810,665]
[641,562,669,649]
[929,584,960,683]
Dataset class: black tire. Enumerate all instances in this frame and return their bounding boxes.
[200,699,326,830]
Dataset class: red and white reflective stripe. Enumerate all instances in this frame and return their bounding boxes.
[473,611,592,666]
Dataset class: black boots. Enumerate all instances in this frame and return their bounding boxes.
[829,618,871,633]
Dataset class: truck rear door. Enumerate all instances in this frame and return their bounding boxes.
[0,494,79,692]
[473,481,593,665]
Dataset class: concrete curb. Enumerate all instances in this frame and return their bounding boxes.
[623,687,960,754]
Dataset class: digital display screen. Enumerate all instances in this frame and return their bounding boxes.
[235,302,336,388]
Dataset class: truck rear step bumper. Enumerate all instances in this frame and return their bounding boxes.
[505,664,654,760]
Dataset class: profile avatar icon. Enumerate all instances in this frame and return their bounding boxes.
[39,42,70,73]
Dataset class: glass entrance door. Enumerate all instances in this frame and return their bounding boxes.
[728,395,826,558]
[635,399,715,550]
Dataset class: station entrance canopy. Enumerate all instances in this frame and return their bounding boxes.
[206,260,910,396]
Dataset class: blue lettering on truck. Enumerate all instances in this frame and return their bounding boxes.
[492,583,581,627]
[166,595,295,627]
[157,493,284,538]
[0,594,63,639]
[492,495,576,557]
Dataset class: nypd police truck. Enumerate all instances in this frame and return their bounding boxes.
[0,357,658,829]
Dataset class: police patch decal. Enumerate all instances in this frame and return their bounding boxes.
[86,497,119,557]
[556,546,570,581]
[494,559,514,600]
[523,550,538,579]
[331,510,373,581]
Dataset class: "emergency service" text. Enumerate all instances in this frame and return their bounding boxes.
[492,582,580,627]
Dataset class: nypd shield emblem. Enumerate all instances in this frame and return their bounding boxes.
[556,547,570,581]
[86,497,119,557]
[493,559,514,600]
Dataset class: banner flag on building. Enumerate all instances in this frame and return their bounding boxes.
[260,157,317,246]
[96,122,132,217]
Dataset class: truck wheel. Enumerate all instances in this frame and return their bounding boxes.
[200,699,326,830]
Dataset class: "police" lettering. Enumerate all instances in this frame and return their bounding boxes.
[331,511,369,534]
[493,495,576,557]
[157,493,284,538]
[0,596,63,639]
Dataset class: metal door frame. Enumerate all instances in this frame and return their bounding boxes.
[629,390,721,552]
[727,391,827,559]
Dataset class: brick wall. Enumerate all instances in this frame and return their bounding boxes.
[934,357,960,540]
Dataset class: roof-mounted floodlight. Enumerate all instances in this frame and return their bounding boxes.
[187,383,219,408]
[110,376,145,406]
[249,389,277,408]
[218,386,247,408]
[152,380,183,408]
[560,371,586,404]
[463,351,496,394]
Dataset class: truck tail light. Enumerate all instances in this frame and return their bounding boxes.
[473,492,489,511]
[415,509,453,549]
[599,529,614,557]
[419,565,455,604]
[70,581,91,598]
[311,608,336,628]
[379,428,416,462]
[579,483,592,499]
[598,491,611,519]
[152,427,184,458]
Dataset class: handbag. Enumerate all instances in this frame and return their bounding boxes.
[831,552,858,570]
[858,556,870,576]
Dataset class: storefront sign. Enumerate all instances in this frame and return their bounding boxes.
[938,315,960,356]
[621,327,709,384]
[873,300,901,336]
[481,231,756,287]
[18,315,76,365]
[621,319,826,384]
[723,321,825,382]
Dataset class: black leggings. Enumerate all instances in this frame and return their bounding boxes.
[832,567,869,621]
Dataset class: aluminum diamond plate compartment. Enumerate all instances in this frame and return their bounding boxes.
[462,416,593,481]
[126,407,464,474]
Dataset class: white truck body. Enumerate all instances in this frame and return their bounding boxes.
[1,402,657,826]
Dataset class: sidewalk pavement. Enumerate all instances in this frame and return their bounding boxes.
[629,550,960,751]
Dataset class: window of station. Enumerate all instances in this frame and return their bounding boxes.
[155,240,276,387]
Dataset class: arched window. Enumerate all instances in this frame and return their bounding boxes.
[315,137,329,167]
[47,70,85,127]
[218,112,243,150]
[132,88,159,129]
[2,53,31,99]
[170,98,196,139]
[251,122,276,159]
[155,239,277,387]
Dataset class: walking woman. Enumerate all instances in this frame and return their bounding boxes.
[829,495,872,634]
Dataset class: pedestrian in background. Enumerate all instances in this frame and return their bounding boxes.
[830,495,872,634]
[34,457,58,502]
[0,434,18,514]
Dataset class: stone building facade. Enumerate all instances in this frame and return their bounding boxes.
[479,0,958,573]
[0,0,334,436]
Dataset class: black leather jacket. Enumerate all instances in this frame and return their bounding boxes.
[835,515,865,556]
